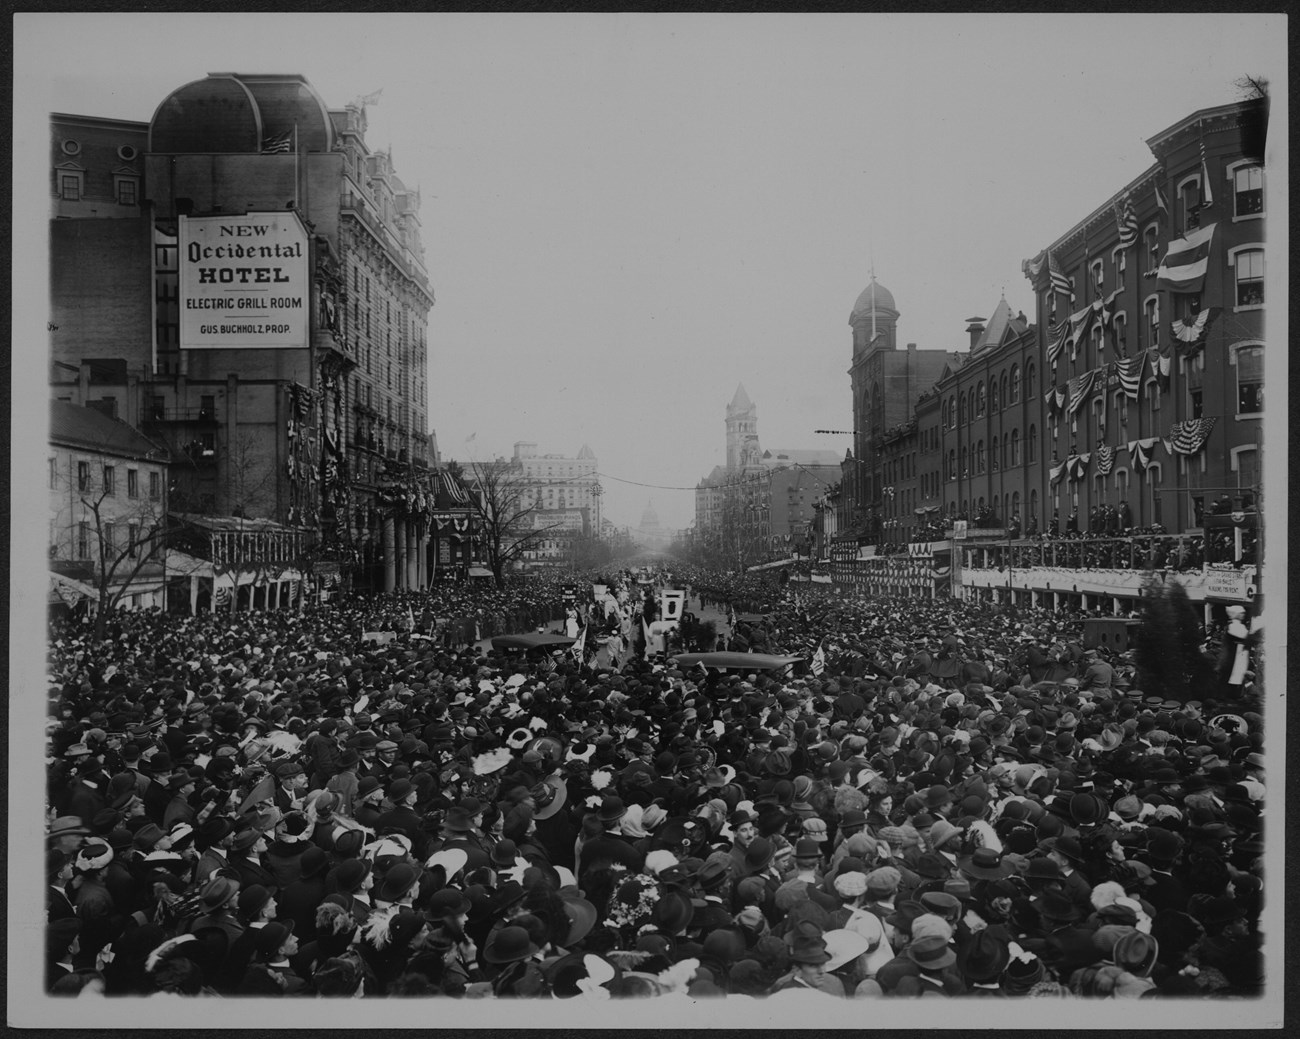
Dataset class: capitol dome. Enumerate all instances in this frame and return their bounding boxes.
[850,276,898,322]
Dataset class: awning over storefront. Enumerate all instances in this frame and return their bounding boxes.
[165,550,214,578]
[468,566,493,578]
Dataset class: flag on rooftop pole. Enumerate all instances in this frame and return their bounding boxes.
[1199,141,1214,207]
[261,129,292,154]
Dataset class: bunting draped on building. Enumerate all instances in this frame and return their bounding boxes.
[434,469,471,504]
[1095,444,1116,476]
[1156,223,1217,293]
[1046,385,1067,418]
[1114,355,1145,399]
[1067,453,1091,481]
[1067,300,1096,347]
[1023,251,1046,280]
[1165,417,1217,455]
[1127,437,1161,474]
[1171,308,1215,344]
[1114,195,1138,250]
[1067,369,1099,414]
[1151,349,1172,392]
[1049,461,1066,485]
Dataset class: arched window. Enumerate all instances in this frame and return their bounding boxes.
[947,450,956,480]
[947,396,956,429]
[1029,489,1038,522]
[990,379,1000,413]
[1026,362,1037,399]
[976,384,987,417]
[1145,296,1160,349]
[960,446,968,476]
[1012,491,1021,520]
[959,394,967,425]
[1144,378,1161,428]
[1010,364,1021,403]
[1028,424,1038,462]
[1234,344,1263,415]
[1000,373,1009,409]
[1011,428,1021,466]
[976,441,985,474]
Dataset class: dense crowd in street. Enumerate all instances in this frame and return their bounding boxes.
[40,564,1266,1001]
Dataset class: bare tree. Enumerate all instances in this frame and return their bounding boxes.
[464,458,567,587]
[1233,75,1269,100]
[72,485,171,638]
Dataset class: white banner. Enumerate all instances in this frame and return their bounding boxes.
[179,212,309,349]
[1202,567,1252,602]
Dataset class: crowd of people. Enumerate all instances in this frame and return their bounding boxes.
[39,564,1267,1002]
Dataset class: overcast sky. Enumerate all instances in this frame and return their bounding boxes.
[17,12,1286,532]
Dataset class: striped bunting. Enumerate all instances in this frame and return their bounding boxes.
[1127,437,1161,474]
[1171,308,1214,344]
[1157,223,1217,293]
[1166,417,1217,456]
[1095,444,1116,476]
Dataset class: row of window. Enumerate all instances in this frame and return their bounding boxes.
[942,362,1037,429]
[58,460,161,499]
[69,520,146,560]
[55,168,139,205]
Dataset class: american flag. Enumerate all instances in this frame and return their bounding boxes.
[1047,251,1075,303]
[1115,196,1138,250]
[262,130,293,154]
[1153,178,1169,219]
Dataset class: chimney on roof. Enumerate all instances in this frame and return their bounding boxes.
[965,316,986,351]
